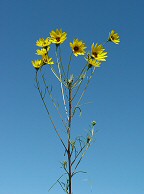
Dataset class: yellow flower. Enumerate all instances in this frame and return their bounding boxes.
[70,39,87,57]
[50,29,67,45]
[85,55,101,68]
[108,30,120,44]
[91,43,108,61]
[36,47,50,56]
[42,55,54,65]
[36,38,51,47]
[32,59,44,69]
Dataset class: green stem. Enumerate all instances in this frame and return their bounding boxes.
[67,52,73,81]
[71,144,86,166]
[56,47,69,119]
[68,83,72,194]
[72,64,88,88]
[35,71,67,152]
[73,143,90,176]
[73,67,96,117]
[58,46,67,80]
[41,73,68,130]
[50,66,62,83]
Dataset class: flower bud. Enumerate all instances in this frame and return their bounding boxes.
[92,121,96,126]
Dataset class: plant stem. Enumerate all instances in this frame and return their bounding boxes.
[68,83,72,194]
[35,71,67,152]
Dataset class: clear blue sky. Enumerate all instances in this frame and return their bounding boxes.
[0,0,144,194]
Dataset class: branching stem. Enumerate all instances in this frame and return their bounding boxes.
[35,71,67,152]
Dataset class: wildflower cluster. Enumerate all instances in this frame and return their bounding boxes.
[31,28,120,194]
[32,29,120,70]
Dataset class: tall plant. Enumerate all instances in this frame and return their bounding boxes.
[32,29,120,194]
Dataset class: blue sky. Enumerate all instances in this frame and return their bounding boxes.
[0,0,144,194]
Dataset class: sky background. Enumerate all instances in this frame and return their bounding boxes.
[0,0,144,194]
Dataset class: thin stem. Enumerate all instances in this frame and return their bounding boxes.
[72,170,87,177]
[48,173,67,192]
[41,73,68,131]
[102,39,109,46]
[67,83,73,194]
[35,71,67,152]
[72,64,88,88]
[51,66,64,84]
[67,52,73,81]
[56,47,69,120]
[72,144,90,176]
[71,66,88,102]
[59,46,67,80]
[73,67,96,117]
[71,144,86,166]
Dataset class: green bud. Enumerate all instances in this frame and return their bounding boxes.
[63,161,67,169]
[92,121,96,126]
[87,136,92,143]
[68,74,74,83]
[71,141,76,150]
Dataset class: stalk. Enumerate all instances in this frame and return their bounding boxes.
[67,83,72,194]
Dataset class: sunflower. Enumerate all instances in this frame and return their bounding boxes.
[108,30,120,44]
[91,43,108,61]
[70,39,87,57]
[36,38,51,47]
[42,55,54,65]
[85,55,101,68]
[32,59,44,69]
[50,29,67,45]
[36,47,50,56]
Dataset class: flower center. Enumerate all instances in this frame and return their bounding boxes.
[93,52,98,58]
[111,36,114,40]
[56,37,60,42]
[74,46,79,52]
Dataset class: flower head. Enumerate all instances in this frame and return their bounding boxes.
[36,47,50,56]
[85,55,101,68]
[32,59,44,69]
[91,43,108,61]
[36,38,51,47]
[70,39,87,57]
[108,30,120,44]
[50,29,67,45]
[42,55,54,65]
